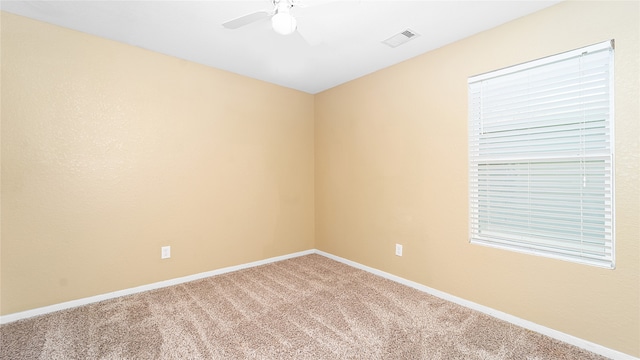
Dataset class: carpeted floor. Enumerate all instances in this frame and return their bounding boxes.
[0,254,608,359]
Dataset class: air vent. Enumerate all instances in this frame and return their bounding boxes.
[382,29,420,48]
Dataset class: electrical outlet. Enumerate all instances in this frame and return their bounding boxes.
[395,244,403,256]
[161,246,171,259]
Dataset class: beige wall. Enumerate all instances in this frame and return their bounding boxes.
[315,1,639,357]
[1,13,315,314]
[2,0,639,357]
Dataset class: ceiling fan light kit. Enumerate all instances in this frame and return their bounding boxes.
[272,1,297,35]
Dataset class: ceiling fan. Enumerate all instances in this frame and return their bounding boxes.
[221,0,335,37]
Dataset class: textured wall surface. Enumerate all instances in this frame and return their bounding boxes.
[315,1,639,357]
[1,12,315,315]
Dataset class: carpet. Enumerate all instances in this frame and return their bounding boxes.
[0,254,608,359]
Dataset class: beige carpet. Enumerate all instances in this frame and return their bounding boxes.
[1,254,608,359]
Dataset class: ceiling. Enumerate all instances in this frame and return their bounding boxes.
[1,0,562,94]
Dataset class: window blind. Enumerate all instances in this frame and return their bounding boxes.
[468,40,614,268]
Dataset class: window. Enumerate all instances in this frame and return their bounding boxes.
[468,40,614,268]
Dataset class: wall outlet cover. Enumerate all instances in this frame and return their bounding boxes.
[161,246,171,259]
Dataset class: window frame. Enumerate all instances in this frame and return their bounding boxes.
[467,40,615,269]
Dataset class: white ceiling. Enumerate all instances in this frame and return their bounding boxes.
[1,0,562,94]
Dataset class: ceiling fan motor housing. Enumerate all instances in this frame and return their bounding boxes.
[272,0,297,35]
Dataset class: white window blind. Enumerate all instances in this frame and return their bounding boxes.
[468,40,614,268]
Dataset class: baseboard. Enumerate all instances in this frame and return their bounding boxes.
[315,250,638,360]
[0,249,315,325]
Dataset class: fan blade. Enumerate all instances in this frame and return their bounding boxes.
[293,1,362,45]
[293,0,341,9]
[222,11,270,29]
[296,24,326,46]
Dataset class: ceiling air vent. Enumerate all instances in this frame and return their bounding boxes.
[382,29,420,48]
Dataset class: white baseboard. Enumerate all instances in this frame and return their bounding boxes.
[315,250,638,360]
[1,248,636,360]
[0,249,315,325]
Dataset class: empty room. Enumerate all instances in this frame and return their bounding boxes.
[1,0,638,359]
